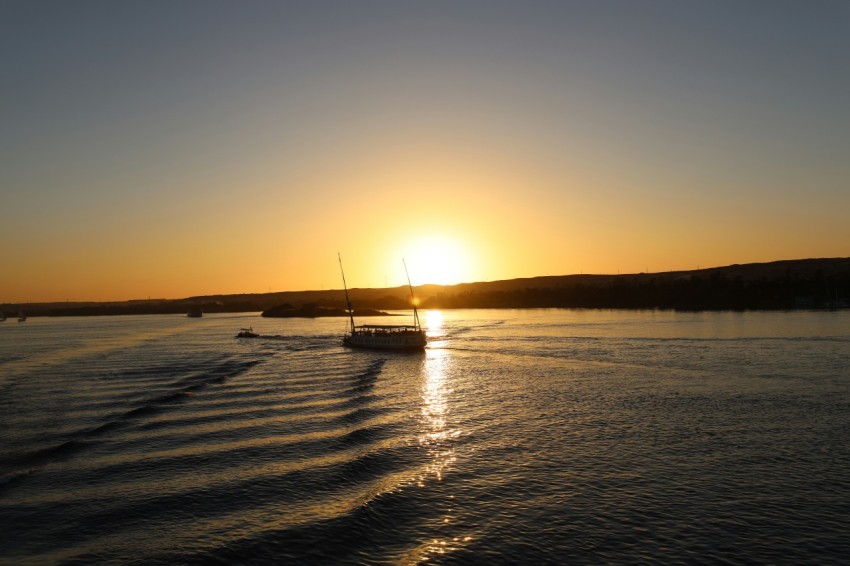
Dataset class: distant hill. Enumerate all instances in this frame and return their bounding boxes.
[3,257,849,317]
[261,304,392,318]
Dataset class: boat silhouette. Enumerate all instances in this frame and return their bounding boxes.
[338,254,426,351]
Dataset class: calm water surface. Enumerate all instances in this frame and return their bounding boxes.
[1,309,849,564]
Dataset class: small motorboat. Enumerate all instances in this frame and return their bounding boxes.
[236,327,259,338]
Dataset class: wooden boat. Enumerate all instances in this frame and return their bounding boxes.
[338,254,426,351]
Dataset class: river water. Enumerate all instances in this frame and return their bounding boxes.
[1,309,848,564]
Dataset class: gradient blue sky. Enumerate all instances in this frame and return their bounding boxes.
[2,1,849,301]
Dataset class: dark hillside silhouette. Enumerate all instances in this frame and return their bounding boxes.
[4,258,848,317]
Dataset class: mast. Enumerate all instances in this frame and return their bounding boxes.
[338,253,356,333]
[403,258,421,330]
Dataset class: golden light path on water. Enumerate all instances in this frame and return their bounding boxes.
[420,348,453,484]
[410,310,472,560]
[420,311,453,483]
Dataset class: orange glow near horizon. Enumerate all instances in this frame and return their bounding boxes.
[4,109,848,303]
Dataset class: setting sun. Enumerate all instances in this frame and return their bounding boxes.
[401,237,473,286]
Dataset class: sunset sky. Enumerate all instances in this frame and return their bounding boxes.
[2,1,849,302]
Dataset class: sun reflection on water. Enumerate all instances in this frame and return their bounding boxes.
[413,338,474,561]
[419,346,457,483]
[424,309,444,339]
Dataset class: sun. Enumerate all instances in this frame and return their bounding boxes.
[403,236,472,286]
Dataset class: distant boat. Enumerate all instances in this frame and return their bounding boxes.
[187,307,203,318]
[17,311,26,322]
[236,327,259,338]
[0,312,5,321]
[338,254,426,351]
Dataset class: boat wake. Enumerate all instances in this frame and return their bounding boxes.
[0,356,263,490]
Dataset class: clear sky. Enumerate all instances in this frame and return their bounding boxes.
[2,0,849,302]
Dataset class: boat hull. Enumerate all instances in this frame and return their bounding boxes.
[343,332,426,351]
